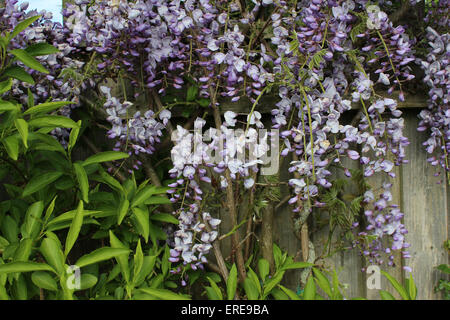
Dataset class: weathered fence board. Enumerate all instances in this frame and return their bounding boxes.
[256,109,448,300]
[401,112,449,300]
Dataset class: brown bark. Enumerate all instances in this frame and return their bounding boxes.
[260,204,275,273]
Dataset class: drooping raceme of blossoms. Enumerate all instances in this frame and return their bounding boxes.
[417,26,450,183]
[166,115,272,268]
[100,85,171,169]
[356,183,410,270]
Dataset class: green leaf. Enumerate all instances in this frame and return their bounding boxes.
[76,274,98,291]
[332,269,343,300]
[312,268,332,298]
[379,290,396,300]
[43,196,58,225]
[14,119,28,149]
[75,247,130,268]
[109,231,130,284]
[2,135,20,160]
[73,163,89,203]
[0,78,13,94]
[0,215,18,243]
[23,201,44,239]
[31,271,58,291]
[226,264,237,300]
[14,274,27,300]
[131,207,149,243]
[196,98,210,107]
[144,196,172,205]
[272,244,282,269]
[22,171,63,197]
[25,42,59,56]
[40,237,65,275]
[117,198,130,225]
[270,287,289,300]
[14,238,33,262]
[28,132,66,154]
[23,101,72,116]
[405,273,417,300]
[134,256,156,287]
[94,168,124,193]
[281,261,314,270]
[207,276,223,300]
[258,259,270,282]
[186,85,198,102]
[303,276,316,300]
[247,268,261,296]
[161,245,170,277]
[205,286,221,300]
[133,240,144,285]
[137,288,190,300]
[27,88,34,108]
[437,264,450,274]
[9,15,41,40]
[68,120,81,153]
[0,262,55,274]
[278,284,301,300]
[150,213,179,225]
[0,99,19,112]
[64,200,84,257]
[10,49,49,74]
[132,185,158,207]
[46,209,101,226]
[28,115,79,129]
[82,151,129,167]
[2,66,35,85]
[263,271,284,298]
[243,278,260,300]
[381,270,410,300]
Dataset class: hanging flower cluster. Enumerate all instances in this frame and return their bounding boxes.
[354,183,410,270]
[358,4,416,98]
[417,27,449,182]
[166,113,273,266]
[100,85,171,159]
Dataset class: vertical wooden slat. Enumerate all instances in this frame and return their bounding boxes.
[312,157,365,299]
[274,153,303,291]
[401,111,449,299]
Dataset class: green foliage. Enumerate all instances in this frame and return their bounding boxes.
[0,18,187,300]
[202,243,315,300]
[435,263,450,300]
[379,270,417,300]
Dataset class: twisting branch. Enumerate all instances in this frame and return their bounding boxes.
[209,85,247,284]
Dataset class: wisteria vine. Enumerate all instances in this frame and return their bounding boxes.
[1,0,448,277]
